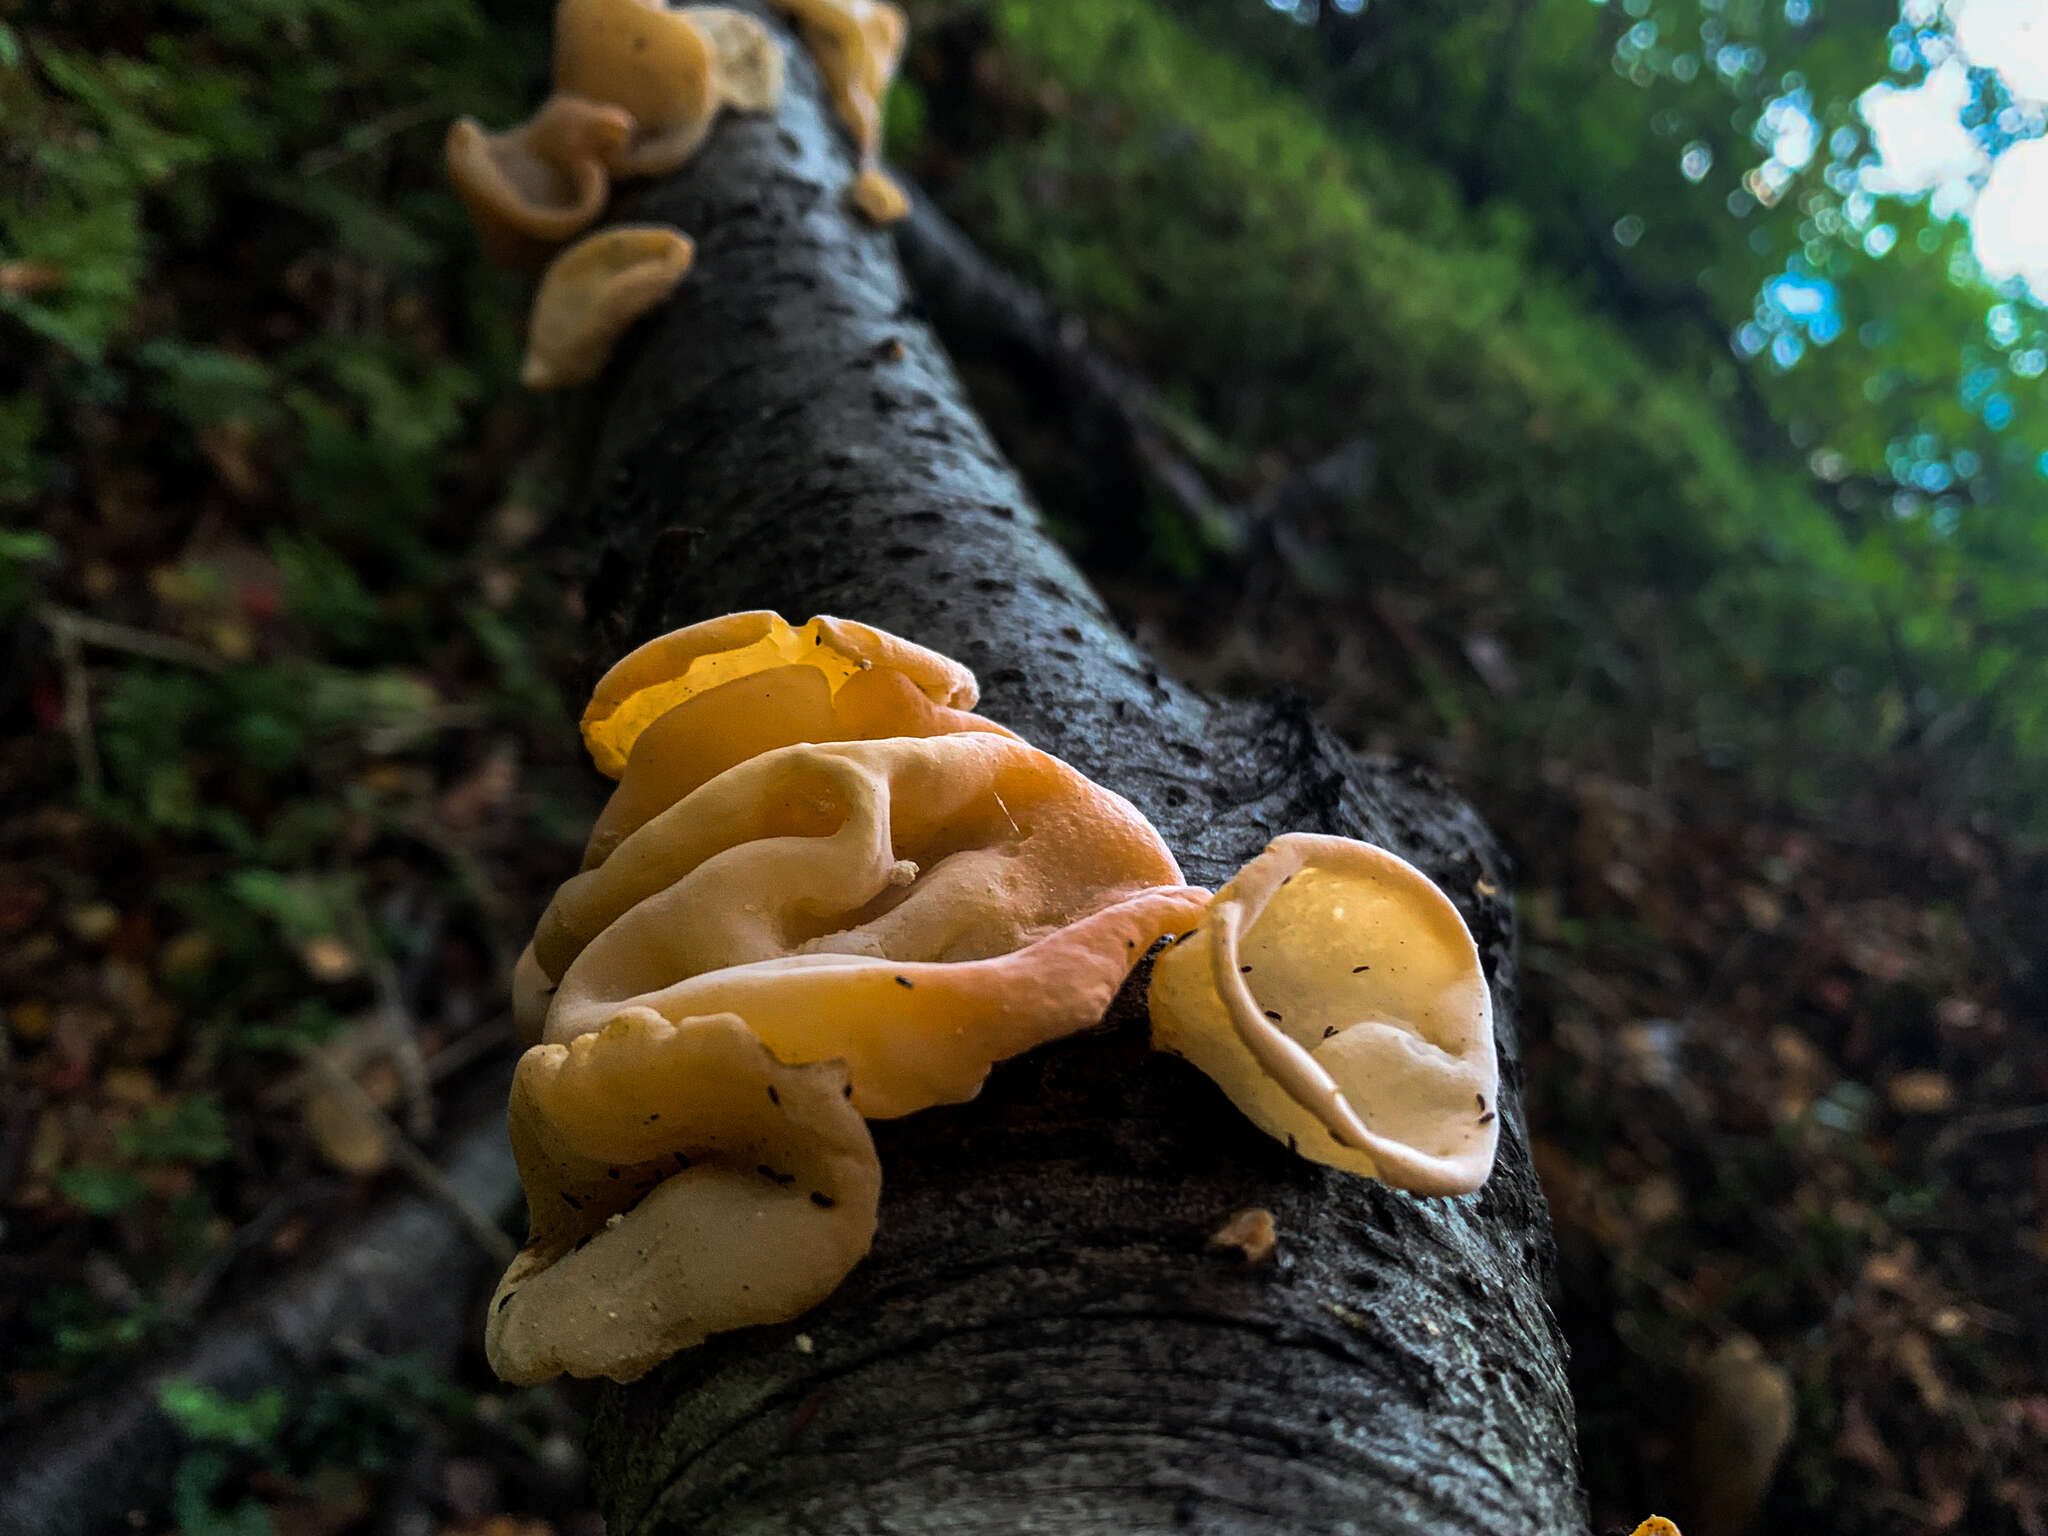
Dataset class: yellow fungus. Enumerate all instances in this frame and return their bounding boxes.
[520,224,694,391]
[443,94,634,268]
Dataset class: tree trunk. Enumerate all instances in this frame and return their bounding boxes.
[571,11,1584,1532]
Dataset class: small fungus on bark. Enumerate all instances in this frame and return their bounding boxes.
[443,94,635,267]
[520,224,695,390]
[770,0,911,223]
[1148,832,1500,1196]
[688,4,788,113]
[486,1012,879,1384]
[555,0,784,178]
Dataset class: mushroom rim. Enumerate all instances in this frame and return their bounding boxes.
[1202,832,1497,1197]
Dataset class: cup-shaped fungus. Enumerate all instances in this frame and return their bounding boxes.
[687,5,787,113]
[1148,832,1500,1196]
[444,95,635,267]
[576,611,1014,873]
[555,0,783,177]
[531,733,1209,1116]
[772,0,912,223]
[521,224,694,390]
[486,1011,880,1383]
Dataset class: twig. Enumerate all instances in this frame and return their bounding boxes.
[35,605,226,671]
[299,102,444,177]
[360,896,436,1142]
[1929,1102,2048,1160]
[35,605,228,796]
[160,1180,346,1327]
[41,612,102,795]
[289,1039,515,1266]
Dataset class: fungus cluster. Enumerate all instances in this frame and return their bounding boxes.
[491,613,1503,1384]
[493,612,1205,1383]
[447,0,915,394]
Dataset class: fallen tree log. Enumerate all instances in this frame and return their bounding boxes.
[0,1072,518,1536]
[567,9,1587,1533]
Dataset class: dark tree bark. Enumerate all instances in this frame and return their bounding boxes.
[561,11,1585,1532]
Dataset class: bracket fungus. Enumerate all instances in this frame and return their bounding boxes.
[532,733,1208,1116]
[444,94,634,266]
[771,0,912,223]
[1148,832,1500,1196]
[577,610,1012,869]
[555,0,785,178]
[486,1012,880,1384]
[520,224,694,390]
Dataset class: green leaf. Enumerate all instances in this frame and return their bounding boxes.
[160,1381,291,1452]
[117,1094,232,1165]
[55,1165,148,1214]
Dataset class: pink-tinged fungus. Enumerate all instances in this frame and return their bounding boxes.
[770,0,911,223]
[444,95,635,267]
[530,733,1208,1116]
[486,1012,879,1383]
[555,0,783,177]
[577,611,1012,869]
[1148,832,1500,1196]
[520,224,694,391]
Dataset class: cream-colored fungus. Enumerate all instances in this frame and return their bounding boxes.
[1149,832,1499,1195]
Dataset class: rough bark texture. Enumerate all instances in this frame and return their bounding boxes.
[573,13,1585,1533]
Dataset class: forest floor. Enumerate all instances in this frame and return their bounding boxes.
[3,9,2045,1535]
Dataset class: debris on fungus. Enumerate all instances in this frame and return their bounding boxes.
[486,1012,879,1384]
[1206,1207,1278,1265]
[443,94,634,267]
[520,224,694,391]
[530,732,1209,1116]
[577,610,1014,869]
[1148,832,1499,1196]
[554,0,783,178]
[1627,1520,1683,1536]
[770,0,911,223]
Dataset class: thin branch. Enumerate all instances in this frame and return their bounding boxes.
[289,1039,515,1266]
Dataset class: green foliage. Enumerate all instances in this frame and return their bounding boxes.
[0,523,58,615]
[943,0,2047,823]
[117,1094,234,1165]
[54,1164,150,1214]
[161,1382,293,1453]
[159,1360,475,1536]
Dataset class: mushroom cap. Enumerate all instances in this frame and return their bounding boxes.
[581,610,981,779]
[443,96,633,266]
[581,627,1014,871]
[520,224,694,392]
[685,5,787,112]
[487,1011,879,1383]
[1148,832,1499,1196]
[532,733,1208,1116]
[555,0,723,177]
